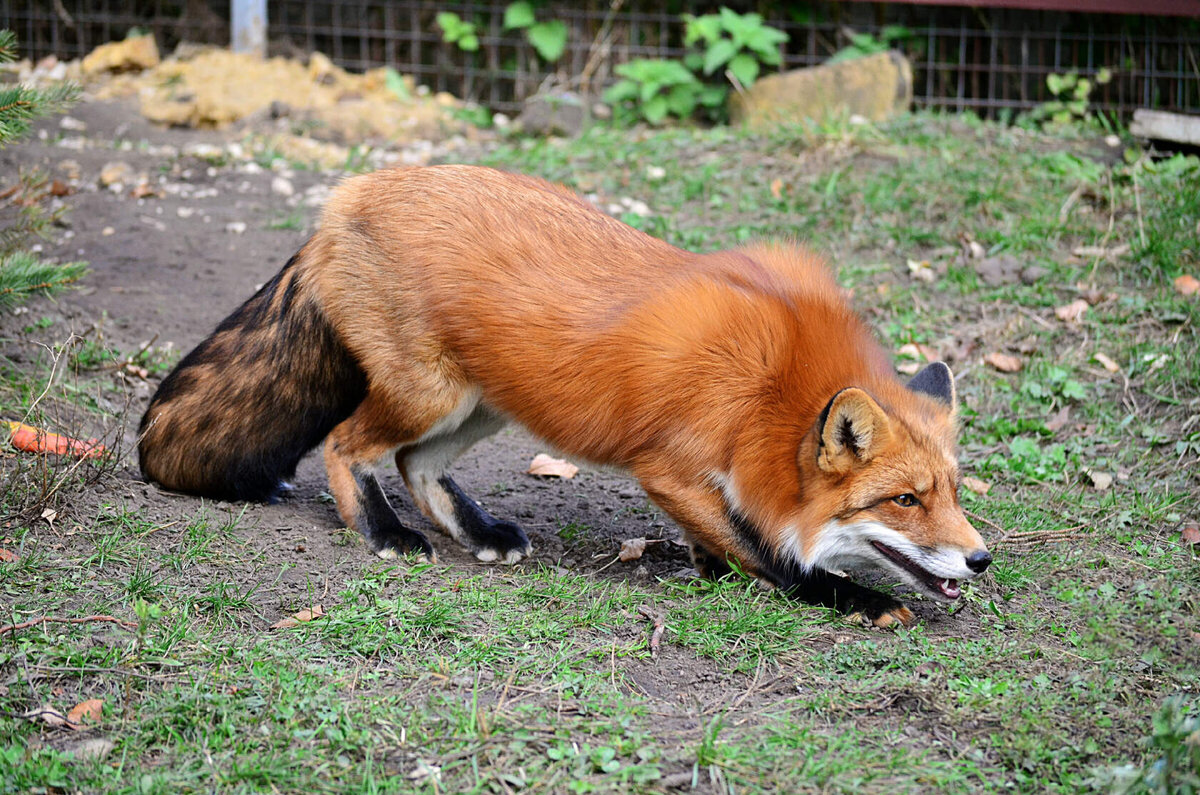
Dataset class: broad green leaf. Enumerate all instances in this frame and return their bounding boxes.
[728,53,759,87]
[666,82,699,117]
[459,33,479,52]
[703,39,737,75]
[528,20,568,62]
[503,1,535,30]
[382,66,410,101]
[602,79,638,104]
[642,95,669,124]
[1046,73,1066,96]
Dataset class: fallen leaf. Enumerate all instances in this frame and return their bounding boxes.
[1087,470,1113,491]
[1054,299,1090,323]
[1072,243,1130,259]
[130,182,162,199]
[906,258,935,283]
[66,698,103,728]
[0,548,18,563]
[41,508,57,527]
[1174,274,1200,297]
[1093,352,1120,373]
[48,179,73,197]
[1182,525,1200,546]
[962,476,991,495]
[984,352,1023,373]
[527,453,578,479]
[1045,406,1072,433]
[24,704,71,728]
[897,342,938,362]
[896,361,921,375]
[270,605,324,630]
[619,537,647,562]
[769,177,785,200]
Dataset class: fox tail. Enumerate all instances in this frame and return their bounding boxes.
[137,247,366,501]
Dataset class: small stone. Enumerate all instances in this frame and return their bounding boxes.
[271,176,295,197]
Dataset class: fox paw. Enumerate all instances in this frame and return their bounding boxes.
[847,605,915,629]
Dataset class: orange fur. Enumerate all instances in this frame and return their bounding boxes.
[141,165,990,625]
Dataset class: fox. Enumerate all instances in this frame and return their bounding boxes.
[139,164,991,628]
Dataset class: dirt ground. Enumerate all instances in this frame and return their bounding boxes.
[2,95,739,612]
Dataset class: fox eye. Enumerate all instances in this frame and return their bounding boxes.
[892,493,919,508]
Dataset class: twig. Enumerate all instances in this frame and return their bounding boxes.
[578,0,626,97]
[0,614,137,636]
[1132,157,1147,249]
[964,508,1006,537]
[637,605,664,658]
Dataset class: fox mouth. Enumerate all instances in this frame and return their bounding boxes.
[870,541,961,600]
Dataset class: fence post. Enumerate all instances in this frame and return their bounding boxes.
[231,0,267,57]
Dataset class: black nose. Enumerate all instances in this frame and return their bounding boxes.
[966,550,993,574]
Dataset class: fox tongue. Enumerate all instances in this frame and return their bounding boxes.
[939,578,961,599]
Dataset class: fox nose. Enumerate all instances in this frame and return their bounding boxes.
[965,550,992,574]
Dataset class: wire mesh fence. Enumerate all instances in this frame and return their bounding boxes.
[5,1,1199,119]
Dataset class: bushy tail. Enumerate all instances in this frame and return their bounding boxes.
[138,248,367,501]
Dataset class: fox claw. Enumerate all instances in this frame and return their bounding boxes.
[847,606,915,629]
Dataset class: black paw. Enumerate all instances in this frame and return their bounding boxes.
[468,519,531,564]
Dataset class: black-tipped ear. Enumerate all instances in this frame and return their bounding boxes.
[815,388,893,474]
[908,362,956,411]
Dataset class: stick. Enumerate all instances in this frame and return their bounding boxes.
[0,614,137,635]
[637,605,664,657]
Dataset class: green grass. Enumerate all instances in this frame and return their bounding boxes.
[2,111,1198,793]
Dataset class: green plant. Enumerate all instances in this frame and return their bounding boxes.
[503,1,568,63]
[0,30,85,307]
[1093,697,1200,794]
[681,7,788,88]
[435,12,479,53]
[1028,68,1113,125]
[828,26,913,64]
[602,59,724,125]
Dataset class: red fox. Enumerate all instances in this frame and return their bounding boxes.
[139,165,991,627]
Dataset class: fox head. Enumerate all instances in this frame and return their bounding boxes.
[798,362,991,601]
[722,362,991,603]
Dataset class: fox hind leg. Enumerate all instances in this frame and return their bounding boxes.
[324,396,436,560]
[397,405,531,564]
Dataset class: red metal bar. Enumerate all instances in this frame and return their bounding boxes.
[841,0,1200,17]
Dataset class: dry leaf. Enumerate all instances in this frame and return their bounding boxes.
[1072,243,1130,259]
[962,476,991,496]
[25,704,71,728]
[984,352,1023,373]
[130,182,162,199]
[896,361,921,375]
[906,258,935,283]
[619,537,647,562]
[527,453,578,479]
[1054,299,1090,323]
[769,177,785,200]
[1093,352,1120,373]
[270,604,324,630]
[1174,274,1200,297]
[1087,470,1114,492]
[0,548,18,563]
[67,698,103,728]
[1045,406,1072,433]
[1181,525,1200,546]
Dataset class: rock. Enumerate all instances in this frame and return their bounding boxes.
[1020,264,1050,285]
[98,161,135,188]
[730,51,912,128]
[975,254,1023,287]
[517,91,588,137]
[81,34,160,75]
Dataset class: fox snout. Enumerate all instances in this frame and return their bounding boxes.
[965,548,993,574]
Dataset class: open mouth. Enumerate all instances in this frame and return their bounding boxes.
[870,541,961,600]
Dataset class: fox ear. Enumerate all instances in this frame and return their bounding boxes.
[908,362,957,413]
[816,388,893,474]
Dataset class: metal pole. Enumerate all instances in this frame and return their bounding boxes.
[232,0,266,57]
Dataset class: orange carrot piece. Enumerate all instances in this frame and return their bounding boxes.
[4,421,106,459]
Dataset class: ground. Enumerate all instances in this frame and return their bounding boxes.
[0,92,1198,794]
